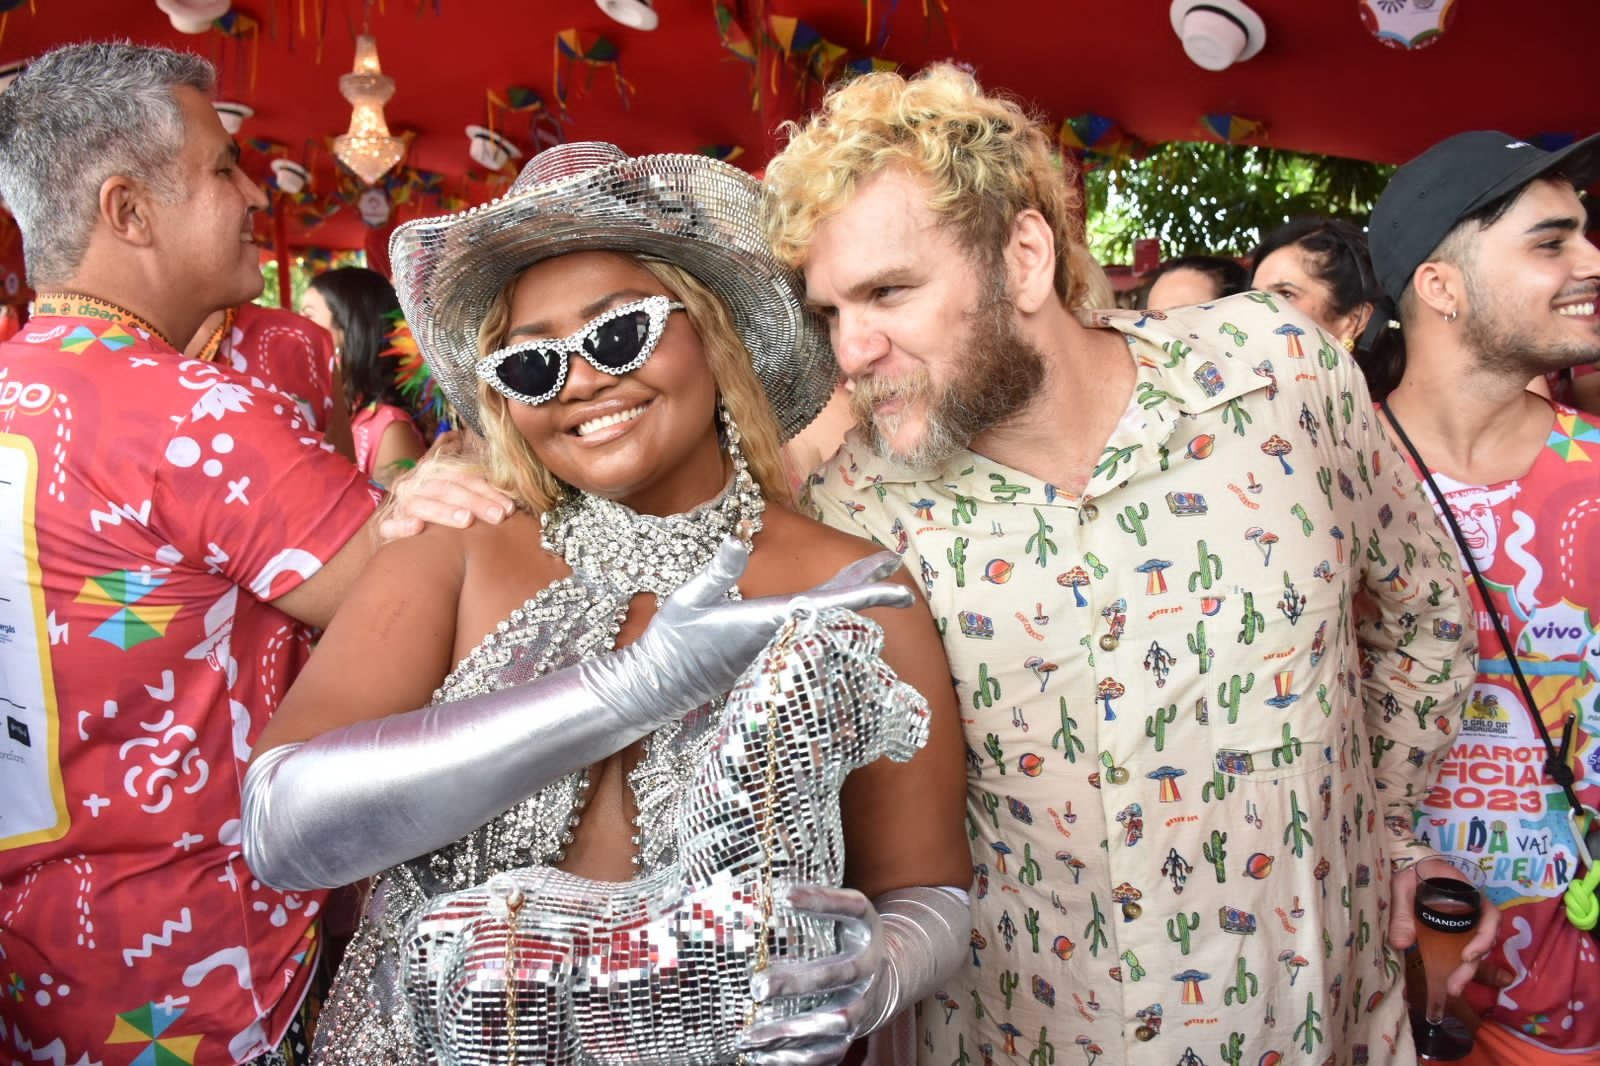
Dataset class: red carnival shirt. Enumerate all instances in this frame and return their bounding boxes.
[1402,402,1600,1056]
[207,302,339,433]
[0,297,377,1064]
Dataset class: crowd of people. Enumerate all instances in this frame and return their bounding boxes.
[0,38,1596,1066]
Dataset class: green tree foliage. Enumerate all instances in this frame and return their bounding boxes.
[1084,141,1395,263]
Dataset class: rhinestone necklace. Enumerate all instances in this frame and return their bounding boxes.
[537,412,765,869]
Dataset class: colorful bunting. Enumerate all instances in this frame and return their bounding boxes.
[841,55,899,79]
[553,29,634,111]
[0,0,35,51]
[714,3,757,68]
[1058,113,1142,168]
[210,9,262,93]
[1201,113,1266,144]
[767,15,850,84]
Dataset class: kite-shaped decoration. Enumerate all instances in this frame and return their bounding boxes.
[1358,0,1458,51]
[842,55,899,78]
[767,16,850,85]
[1059,113,1141,169]
[1201,113,1266,144]
[715,3,758,68]
[553,29,633,111]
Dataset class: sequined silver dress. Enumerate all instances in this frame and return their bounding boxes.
[312,577,926,1065]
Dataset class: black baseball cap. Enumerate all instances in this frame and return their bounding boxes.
[1369,130,1600,306]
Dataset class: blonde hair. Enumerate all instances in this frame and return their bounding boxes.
[764,63,1089,308]
[473,256,790,515]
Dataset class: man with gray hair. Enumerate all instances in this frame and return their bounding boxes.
[0,43,386,1063]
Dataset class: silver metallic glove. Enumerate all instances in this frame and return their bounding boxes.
[738,884,970,1065]
[241,539,912,891]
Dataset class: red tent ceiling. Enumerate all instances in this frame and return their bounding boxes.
[2,0,1596,252]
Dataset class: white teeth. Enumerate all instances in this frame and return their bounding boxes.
[1557,301,1596,317]
[576,404,646,437]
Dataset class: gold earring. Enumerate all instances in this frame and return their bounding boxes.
[1341,337,1355,353]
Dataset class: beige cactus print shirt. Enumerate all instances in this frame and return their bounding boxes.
[806,294,1476,1066]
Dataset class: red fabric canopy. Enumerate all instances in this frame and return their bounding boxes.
[1,0,1595,254]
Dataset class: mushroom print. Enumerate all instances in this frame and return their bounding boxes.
[1111,882,1143,921]
[1096,677,1124,720]
[1057,566,1092,607]
[1261,434,1294,474]
[1024,656,1058,692]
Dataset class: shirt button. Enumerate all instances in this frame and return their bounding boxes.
[1082,503,1099,520]
[1099,634,1119,651]
[1107,767,1131,785]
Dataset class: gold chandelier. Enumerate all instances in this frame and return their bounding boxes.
[333,33,405,186]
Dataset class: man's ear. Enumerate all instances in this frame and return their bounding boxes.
[1411,259,1463,320]
[99,175,157,250]
[1006,208,1058,315]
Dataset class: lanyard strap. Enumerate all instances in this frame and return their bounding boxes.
[1379,399,1587,819]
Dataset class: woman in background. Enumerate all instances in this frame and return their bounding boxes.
[1250,217,1411,400]
[301,267,430,486]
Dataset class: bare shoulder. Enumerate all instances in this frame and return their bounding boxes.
[744,504,909,597]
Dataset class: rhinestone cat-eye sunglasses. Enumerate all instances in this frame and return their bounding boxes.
[476,294,686,406]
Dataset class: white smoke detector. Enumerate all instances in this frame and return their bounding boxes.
[595,0,658,31]
[1170,0,1266,71]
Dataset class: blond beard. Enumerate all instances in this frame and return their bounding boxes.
[847,292,1045,467]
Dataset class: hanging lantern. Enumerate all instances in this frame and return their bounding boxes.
[333,33,406,186]
[1358,0,1458,51]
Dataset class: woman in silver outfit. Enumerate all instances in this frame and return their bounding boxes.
[240,143,970,1065]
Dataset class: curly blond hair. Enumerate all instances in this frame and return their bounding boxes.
[472,257,790,515]
[764,63,1097,309]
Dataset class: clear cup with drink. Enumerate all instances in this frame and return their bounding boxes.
[1409,853,1488,1061]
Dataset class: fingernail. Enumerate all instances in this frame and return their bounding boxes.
[453,508,470,525]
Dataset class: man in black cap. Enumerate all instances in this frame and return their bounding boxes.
[1370,131,1600,1063]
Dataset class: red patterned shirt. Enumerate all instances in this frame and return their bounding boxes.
[0,297,377,1063]
[1402,402,1600,1057]
[207,302,340,434]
